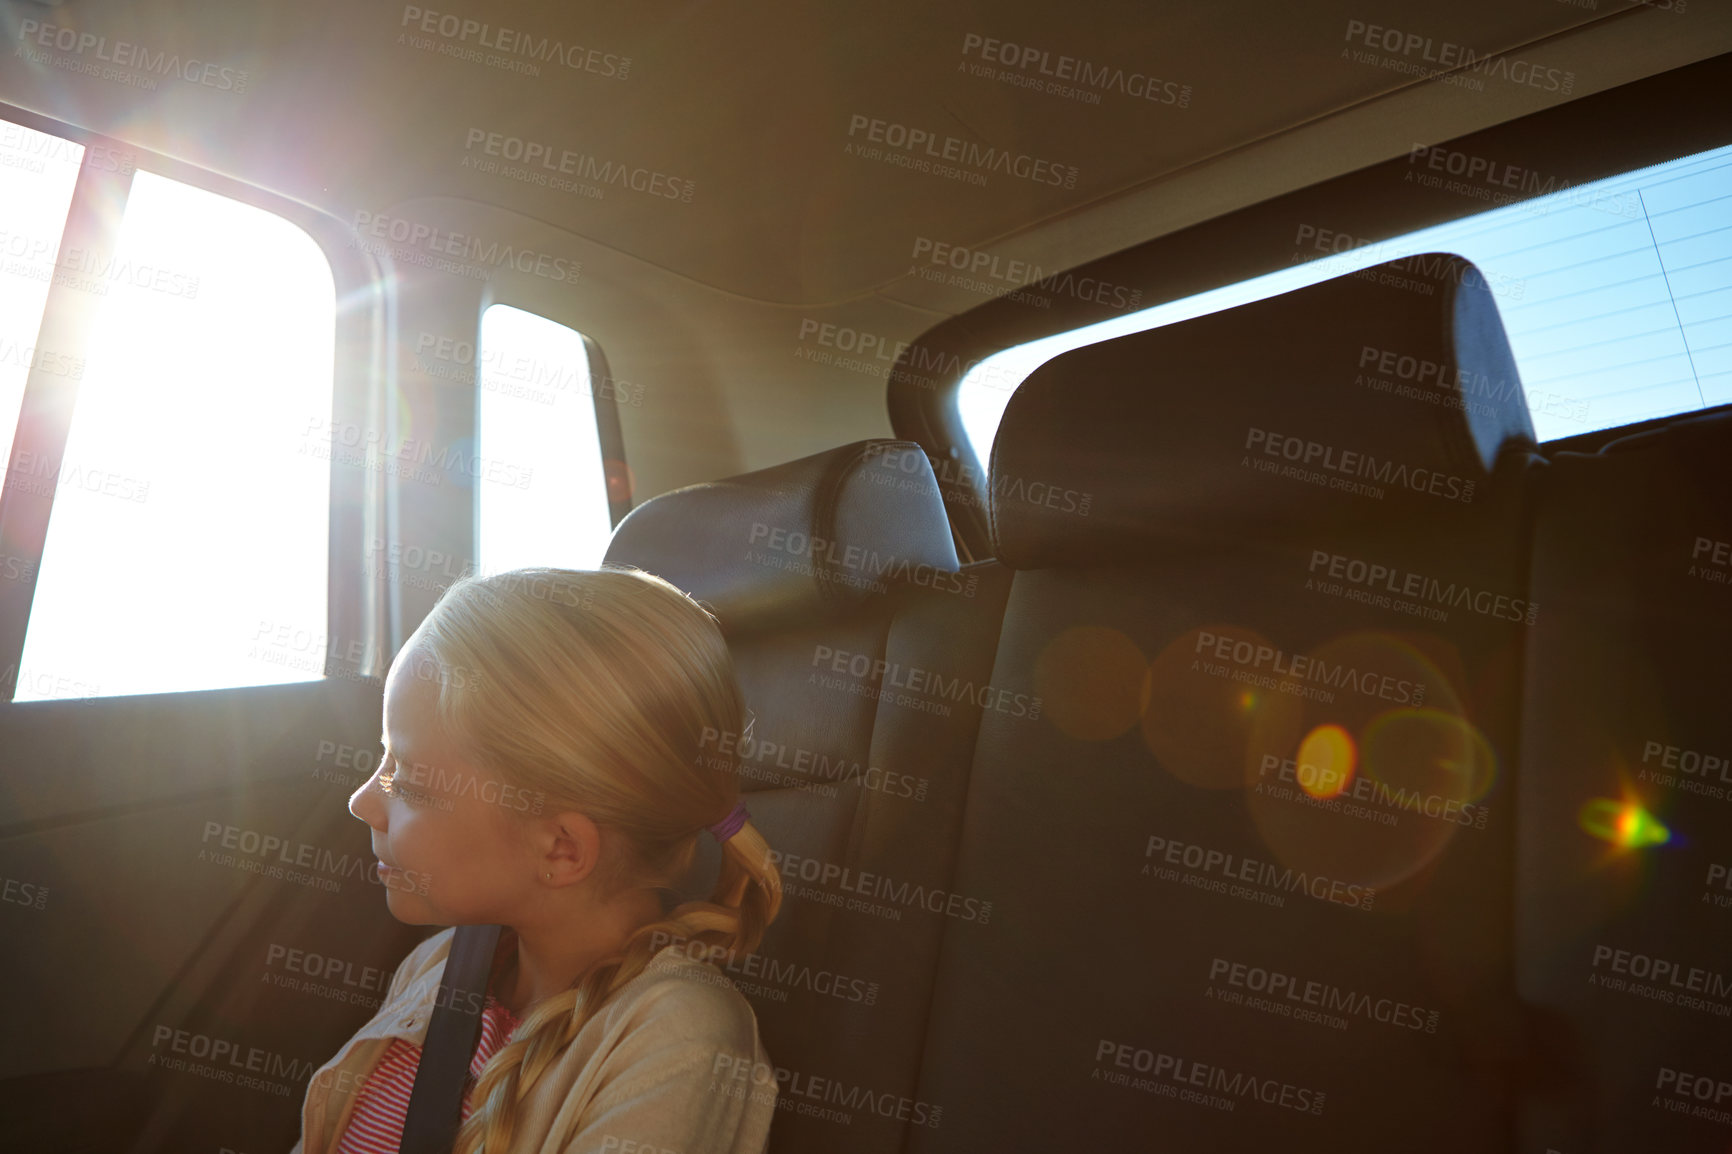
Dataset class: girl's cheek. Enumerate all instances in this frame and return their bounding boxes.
[385,829,438,897]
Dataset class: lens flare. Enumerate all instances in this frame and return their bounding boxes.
[1141,624,1298,789]
[1244,632,1470,893]
[1361,708,1498,804]
[1294,724,1356,799]
[1578,798,1670,849]
[1034,625,1150,742]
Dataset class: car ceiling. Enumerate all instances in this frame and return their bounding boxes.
[2,0,1729,485]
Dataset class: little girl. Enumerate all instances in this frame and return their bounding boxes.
[292,566,783,1154]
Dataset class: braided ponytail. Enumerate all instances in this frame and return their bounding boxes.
[401,566,781,1154]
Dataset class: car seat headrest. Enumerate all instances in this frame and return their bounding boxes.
[988,253,1536,568]
[605,439,962,633]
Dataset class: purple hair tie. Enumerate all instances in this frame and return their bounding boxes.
[708,800,750,842]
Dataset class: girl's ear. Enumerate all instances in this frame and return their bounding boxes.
[542,809,605,882]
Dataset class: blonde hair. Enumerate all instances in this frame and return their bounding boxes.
[403,565,781,1154]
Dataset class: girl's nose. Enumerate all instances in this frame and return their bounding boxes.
[349,766,387,828]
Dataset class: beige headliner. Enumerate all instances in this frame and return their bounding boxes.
[4,1,1728,491]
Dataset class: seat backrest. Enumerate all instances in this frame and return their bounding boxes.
[1517,411,1732,1153]
[603,440,1014,1154]
[904,254,1542,1152]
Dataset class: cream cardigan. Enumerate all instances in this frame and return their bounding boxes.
[291,927,777,1154]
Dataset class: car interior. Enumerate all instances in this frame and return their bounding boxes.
[0,2,1728,1152]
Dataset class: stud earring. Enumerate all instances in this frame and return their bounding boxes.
[545,873,552,881]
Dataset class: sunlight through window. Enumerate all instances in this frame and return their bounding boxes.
[17,171,334,700]
[476,304,613,575]
[959,141,1732,462]
[0,120,84,481]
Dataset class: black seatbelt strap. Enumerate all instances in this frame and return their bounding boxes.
[400,923,504,1154]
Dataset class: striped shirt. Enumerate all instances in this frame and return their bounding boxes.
[333,994,522,1154]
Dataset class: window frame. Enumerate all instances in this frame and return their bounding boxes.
[0,104,388,701]
[886,50,1732,563]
